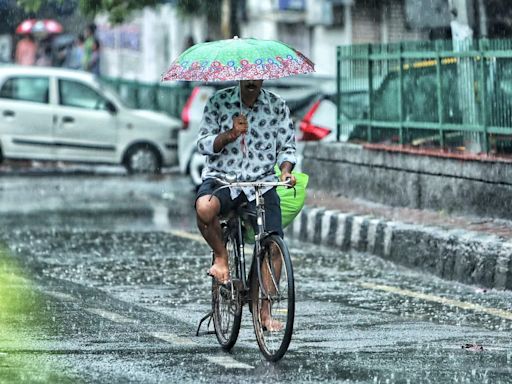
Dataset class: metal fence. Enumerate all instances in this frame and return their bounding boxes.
[99,77,192,119]
[337,39,512,154]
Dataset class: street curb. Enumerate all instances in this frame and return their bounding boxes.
[287,206,512,291]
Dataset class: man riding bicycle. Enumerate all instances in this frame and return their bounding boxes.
[195,79,297,331]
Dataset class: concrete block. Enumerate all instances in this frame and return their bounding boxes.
[495,244,512,290]
[335,213,353,250]
[320,210,339,246]
[350,215,371,252]
[305,207,323,243]
[366,218,383,254]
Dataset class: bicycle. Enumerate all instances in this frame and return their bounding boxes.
[196,175,295,362]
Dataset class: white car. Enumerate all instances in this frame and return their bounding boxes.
[0,66,180,173]
[178,85,216,186]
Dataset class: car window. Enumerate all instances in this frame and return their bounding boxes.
[98,82,126,108]
[0,76,49,104]
[59,79,108,110]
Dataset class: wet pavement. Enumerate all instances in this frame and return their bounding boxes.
[0,166,511,383]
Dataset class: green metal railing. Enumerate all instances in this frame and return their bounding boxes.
[99,77,192,119]
[337,39,512,154]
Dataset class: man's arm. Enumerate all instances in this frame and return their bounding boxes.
[198,93,248,155]
[280,161,294,174]
[197,97,221,155]
[276,103,297,186]
[213,115,248,152]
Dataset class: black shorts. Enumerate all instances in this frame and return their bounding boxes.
[196,178,283,238]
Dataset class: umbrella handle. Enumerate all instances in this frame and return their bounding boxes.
[239,81,247,156]
[241,133,246,156]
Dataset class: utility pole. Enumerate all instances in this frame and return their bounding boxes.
[476,0,488,37]
[221,0,231,39]
[220,0,241,39]
[449,0,482,153]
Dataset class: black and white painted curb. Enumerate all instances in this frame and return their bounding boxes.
[287,206,512,291]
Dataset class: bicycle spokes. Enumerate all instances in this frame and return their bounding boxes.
[211,232,242,350]
[251,235,295,362]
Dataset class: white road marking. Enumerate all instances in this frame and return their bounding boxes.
[360,282,512,321]
[150,332,196,346]
[171,229,254,255]
[85,308,138,324]
[169,230,206,244]
[43,291,76,301]
[152,204,170,228]
[206,355,254,369]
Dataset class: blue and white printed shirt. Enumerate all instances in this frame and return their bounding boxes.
[197,85,296,201]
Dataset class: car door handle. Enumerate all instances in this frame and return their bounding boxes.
[3,110,14,117]
[62,116,74,123]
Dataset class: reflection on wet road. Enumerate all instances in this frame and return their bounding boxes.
[0,173,511,383]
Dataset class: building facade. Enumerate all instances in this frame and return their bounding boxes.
[98,0,433,81]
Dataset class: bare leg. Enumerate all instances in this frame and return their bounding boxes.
[260,242,283,331]
[196,195,229,283]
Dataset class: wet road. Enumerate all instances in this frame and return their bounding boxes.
[0,167,511,383]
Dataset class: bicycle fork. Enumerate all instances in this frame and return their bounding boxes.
[253,194,277,301]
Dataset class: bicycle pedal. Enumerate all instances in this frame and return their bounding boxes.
[230,278,244,291]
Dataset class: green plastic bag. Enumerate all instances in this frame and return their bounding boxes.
[275,169,309,228]
[243,168,309,243]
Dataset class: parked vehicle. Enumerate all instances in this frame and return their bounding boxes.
[298,80,368,142]
[348,58,512,152]
[0,66,180,173]
[178,76,332,187]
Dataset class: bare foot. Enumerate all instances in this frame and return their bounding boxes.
[261,316,284,332]
[207,256,229,284]
[260,300,284,331]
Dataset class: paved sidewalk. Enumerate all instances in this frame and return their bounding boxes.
[286,189,512,291]
[307,190,512,240]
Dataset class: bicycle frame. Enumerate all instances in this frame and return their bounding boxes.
[215,179,290,297]
[196,177,293,337]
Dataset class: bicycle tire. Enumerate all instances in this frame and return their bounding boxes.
[250,234,295,362]
[212,226,243,350]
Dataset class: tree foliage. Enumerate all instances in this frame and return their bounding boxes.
[16,0,231,26]
[16,0,161,23]
[78,0,160,23]
[175,0,221,19]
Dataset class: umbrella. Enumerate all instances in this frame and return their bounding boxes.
[162,36,315,154]
[161,36,314,82]
[16,19,63,35]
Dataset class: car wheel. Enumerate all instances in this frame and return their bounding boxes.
[188,151,204,187]
[124,144,161,174]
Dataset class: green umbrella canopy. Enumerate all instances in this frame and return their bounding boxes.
[162,37,315,82]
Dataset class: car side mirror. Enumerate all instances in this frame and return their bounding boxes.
[106,100,117,114]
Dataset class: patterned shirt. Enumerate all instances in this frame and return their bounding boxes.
[197,85,296,201]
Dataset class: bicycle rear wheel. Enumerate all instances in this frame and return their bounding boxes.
[251,235,295,362]
[212,227,242,350]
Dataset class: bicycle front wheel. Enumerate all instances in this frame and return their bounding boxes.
[251,235,295,362]
[212,228,242,350]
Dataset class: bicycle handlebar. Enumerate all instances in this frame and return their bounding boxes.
[211,177,293,189]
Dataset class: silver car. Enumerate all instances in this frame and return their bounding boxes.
[0,66,180,173]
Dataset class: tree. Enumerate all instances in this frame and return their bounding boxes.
[16,0,160,23]
[2,0,76,33]
[17,0,245,33]
[175,0,244,40]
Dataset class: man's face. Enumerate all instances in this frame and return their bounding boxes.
[240,80,263,97]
